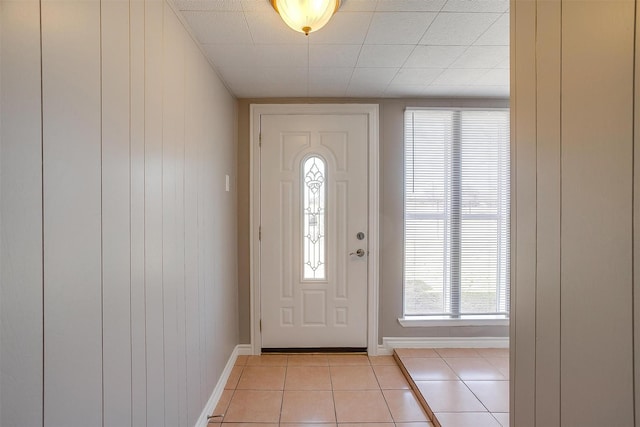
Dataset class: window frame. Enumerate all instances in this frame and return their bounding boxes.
[401,107,510,325]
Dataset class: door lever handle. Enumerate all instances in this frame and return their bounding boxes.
[349,249,365,257]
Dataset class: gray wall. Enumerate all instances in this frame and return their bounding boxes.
[237,97,509,344]
[0,1,239,426]
[511,0,639,425]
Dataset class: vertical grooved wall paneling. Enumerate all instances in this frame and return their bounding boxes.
[0,1,44,425]
[534,0,561,424]
[42,0,103,424]
[101,0,133,424]
[0,0,239,425]
[560,1,635,424]
[130,0,148,425]
[184,38,203,426]
[513,0,638,424]
[512,0,537,424]
[144,0,166,425]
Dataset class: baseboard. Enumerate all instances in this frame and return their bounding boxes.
[377,345,393,356]
[194,344,246,427]
[382,336,509,352]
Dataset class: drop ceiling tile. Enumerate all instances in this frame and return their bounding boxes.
[451,46,508,68]
[376,0,445,12]
[350,67,399,86]
[341,0,379,12]
[309,12,373,44]
[433,68,489,85]
[496,57,509,69]
[221,66,308,97]
[364,12,437,45]
[404,45,466,68]
[384,84,428,97]
[203,43,263,69]
[308,68,352,96]
[392,68,442,85]
[244,10,308,44]
[474,13,509,45]
[310,44,362,68]
[346,85,386,97]
[241,0,272,11]
[475,68,509,85]
[182,11,254,44]
[423,85,503,97]
[309,67,354,86]
[442,0,509,13]
[420,12,500,45]
[175,0,244,11]
[356,45,414,68]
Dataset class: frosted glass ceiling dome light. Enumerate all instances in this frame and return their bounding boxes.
[271,0,341,36]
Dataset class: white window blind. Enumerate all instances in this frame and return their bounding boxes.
[404,108,510,318]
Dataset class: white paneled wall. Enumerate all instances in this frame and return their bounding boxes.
[0,0,239,426]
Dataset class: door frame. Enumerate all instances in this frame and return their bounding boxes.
[249,103,380,355]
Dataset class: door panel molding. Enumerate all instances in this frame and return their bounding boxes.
[249,104,380,355]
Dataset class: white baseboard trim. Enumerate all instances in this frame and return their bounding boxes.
[236,344,252,355]
[382,336,509,352]
[377,345,394,356]
[194,344,246,427]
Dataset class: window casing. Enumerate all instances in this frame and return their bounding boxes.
[403,108,510,319]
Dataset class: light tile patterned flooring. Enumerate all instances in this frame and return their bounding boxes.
[209,349,509,427]
[210,353,433,426]
[394,348,509,427]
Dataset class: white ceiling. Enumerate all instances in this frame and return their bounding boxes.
[176,0,509,98]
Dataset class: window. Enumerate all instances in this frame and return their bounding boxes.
[303,155,326,280]
[403,108,510,319]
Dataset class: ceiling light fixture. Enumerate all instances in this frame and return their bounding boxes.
[271,0,341,36]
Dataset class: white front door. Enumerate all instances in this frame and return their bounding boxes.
[260,113,369,349]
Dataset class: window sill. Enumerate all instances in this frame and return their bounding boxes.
[398,315,509,327]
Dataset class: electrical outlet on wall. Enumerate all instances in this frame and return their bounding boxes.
[225,174,230,192]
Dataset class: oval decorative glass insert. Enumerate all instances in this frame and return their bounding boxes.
[303,156,326,280]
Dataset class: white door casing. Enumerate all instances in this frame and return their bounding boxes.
[250,104,379,354]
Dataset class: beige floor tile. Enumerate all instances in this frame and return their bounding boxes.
[402,358,459,381]
[235,355,249,366]
[395,348,439,358]
[444,358,506,381]
[369,356,398,365]
[283,424,337,427]
[414,381,485,412]
[435,412,502,427]
[396,423,435,427]
[491,412,509,426]
[287,354,329,366]
[223,390,283,423]
[333,390,393,423]
[331,365,380,390]
[212,389,234,416]
[280,390,336,423]
[484,357,509,379]
[476,348,509,358]
[338,424,395,427]
[327,354,371,366]
[285,366,332,390]
[382,389,429,422]
[236,366,286,390]
[373,365,411,389]
[435,348,481,358]
[218,424,278,427]
[465,381,509,413]
[246,354,289,366]
[225,365,243,389]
